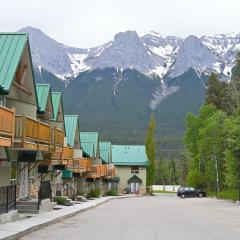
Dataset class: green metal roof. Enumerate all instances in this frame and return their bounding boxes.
[0,33,28,93]
[99,142,111,163]
[128,175,143,184]
[111,145,148,166]
[36,84,52,115]
[81,142,94,158]
[51,92,62,121]
[62,169,73,179]
[64,115,80,148]
[80,132,99,158]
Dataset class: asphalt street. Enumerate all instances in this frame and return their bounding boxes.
[20,194,240,240]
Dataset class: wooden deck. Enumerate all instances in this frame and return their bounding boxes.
[14,115,51,151]
[0,106,15,147]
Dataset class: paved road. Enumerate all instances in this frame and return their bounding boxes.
[20,194,240,240]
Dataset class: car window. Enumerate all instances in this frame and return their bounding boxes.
[189,187,195,191]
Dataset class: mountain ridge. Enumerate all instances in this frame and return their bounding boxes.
[19,26,240,80]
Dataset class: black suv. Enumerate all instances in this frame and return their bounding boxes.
[177,187,206,198]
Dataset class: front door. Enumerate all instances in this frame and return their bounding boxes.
[130,182,140,193]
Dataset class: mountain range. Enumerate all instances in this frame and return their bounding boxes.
[20,27,240,79]
[18,26,240,159]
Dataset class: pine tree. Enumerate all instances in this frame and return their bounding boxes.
[145,113,156,186]
[227,52,240,114]
[231,52,240,80]
[205,73,227,111]
[224,115,240,200]
[178,149,190,185]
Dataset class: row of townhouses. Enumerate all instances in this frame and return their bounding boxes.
[0,33,148,219]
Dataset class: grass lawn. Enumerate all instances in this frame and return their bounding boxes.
[152,190,176,194]
[208,190,240,201]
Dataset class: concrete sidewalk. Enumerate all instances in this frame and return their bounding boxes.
[0,196,126,240]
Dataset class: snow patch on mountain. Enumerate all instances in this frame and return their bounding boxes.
[20,27,240,81]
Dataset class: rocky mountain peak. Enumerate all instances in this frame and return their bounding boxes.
[18,26,240,79]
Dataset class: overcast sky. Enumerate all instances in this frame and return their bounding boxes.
[1,0,240,48]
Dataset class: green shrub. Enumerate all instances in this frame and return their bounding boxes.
[187,169,206,189]
[106,189,118,196]
[147,186,153,195]
[54,196,67,205]
[87,188,101,198]
[208,190,239,201]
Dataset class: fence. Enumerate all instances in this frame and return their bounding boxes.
[152,185,181,192]
[0,185,16,215]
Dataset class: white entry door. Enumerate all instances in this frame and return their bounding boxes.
[130,182,140,193]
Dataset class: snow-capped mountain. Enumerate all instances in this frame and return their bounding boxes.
[19,27,240,80]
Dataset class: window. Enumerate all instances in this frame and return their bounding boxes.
[131,166,139,174]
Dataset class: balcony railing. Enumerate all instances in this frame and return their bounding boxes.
[102,164,117,179]
[101,164,108,177]
[51,127,64,152]
[72,159,80,172]
[87,165,102,178]
[14,115,51,151]
[79,158,92,170]
[0,106,15,147]
[107,167,117,178]
[62,147,74,160]
[86,164,115,178]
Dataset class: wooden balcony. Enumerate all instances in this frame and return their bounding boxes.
[101,164,108,177]
[66,159,73,169]
[51,127,64,153]
[62,147,74,160]
[52,146,73,168]
[79,158,92,171]
[87,165,102,178]
[72,159,80,173]
[51,147,73,168]
[14,115,50,151]
[0,106,15,147]
[103,165,117,179]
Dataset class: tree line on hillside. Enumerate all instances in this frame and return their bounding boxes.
[146,113,183,186]
[146,53,240,201]
[183,52,240,199]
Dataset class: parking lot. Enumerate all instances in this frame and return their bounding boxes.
[20,194,240,240]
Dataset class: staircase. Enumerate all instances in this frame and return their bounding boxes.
[16,199,39,214]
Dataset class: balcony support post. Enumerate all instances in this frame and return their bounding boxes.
[21,114,26,148]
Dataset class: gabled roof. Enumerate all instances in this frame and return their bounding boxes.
[51,92,62,121]
[128,175,143,184]
[99,141,111,163]
[111,145,148,166]
[80,132,99,158]
[0,33,28,93]
[64,115,80,148]
[36,84,52,114]
[81,142,94,158]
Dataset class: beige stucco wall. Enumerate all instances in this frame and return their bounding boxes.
[5,45,38,118]
[116,165,146,193]
[6,98,37,118]
[0,165,11,186]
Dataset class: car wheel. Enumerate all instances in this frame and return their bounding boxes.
[181,194,185,198]
[198,193,203,198]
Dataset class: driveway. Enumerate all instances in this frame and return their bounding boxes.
[20,194,240,240]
